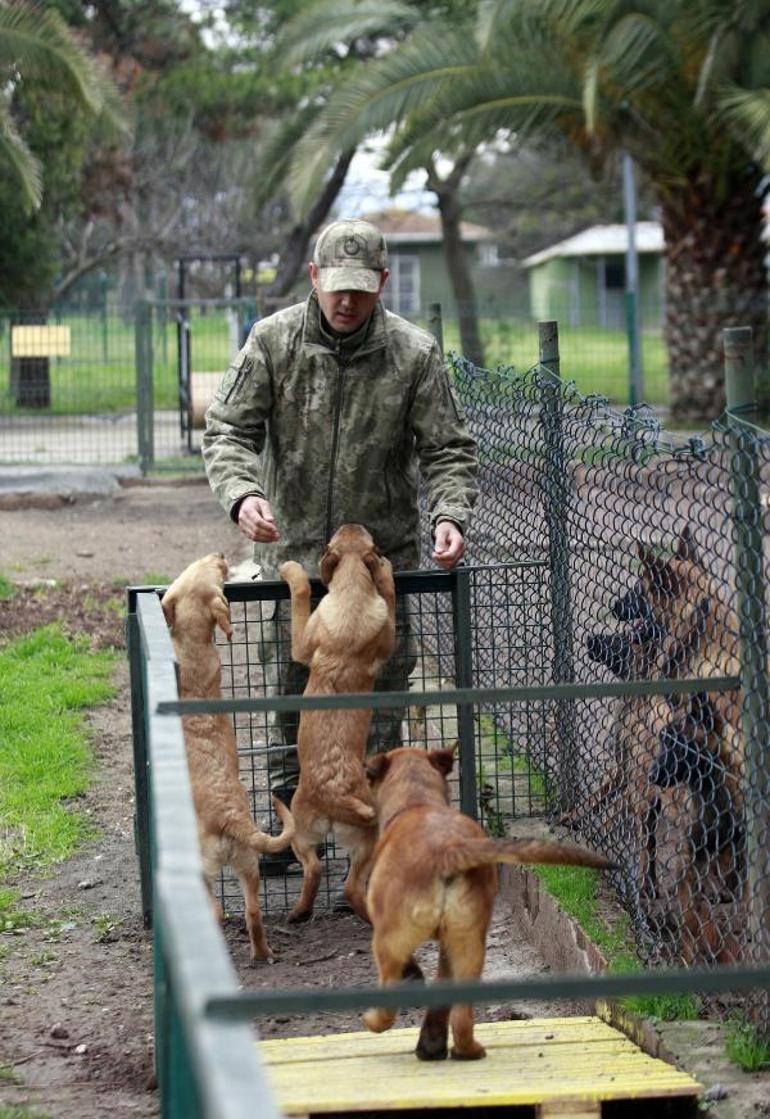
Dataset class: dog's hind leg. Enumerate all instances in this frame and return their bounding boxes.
[445,929,486,1060]
[288,828,325,924]
[364,927,426,1036]
[337,825,376,922]
[415,946,451,1061]
[232,850,273,962]
[241,869,273,963]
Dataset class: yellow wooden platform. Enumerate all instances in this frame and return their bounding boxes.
[259,1017,701,1117]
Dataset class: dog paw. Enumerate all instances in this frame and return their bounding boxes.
[450,1043,486,1061]
[363,1009,394,1033]
[415,1040,448,1061]
[278,561,306,583]
[287,908,312,925]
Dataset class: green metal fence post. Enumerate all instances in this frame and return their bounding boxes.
[135,299,154,474]
[724,326,770,1015]
[539,320,578,813]
[428,302,444,353]
[452,565,478,818]
[127,599,153,927]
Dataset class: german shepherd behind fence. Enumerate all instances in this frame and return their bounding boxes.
[587,527,745,962]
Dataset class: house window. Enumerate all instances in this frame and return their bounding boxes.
[478,242,498,266]
[383,254,420,314]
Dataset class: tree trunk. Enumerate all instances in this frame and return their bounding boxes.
[662,170,768,422]
[261,148,356,314]
[430,166,484,367]
[10,312,51,408]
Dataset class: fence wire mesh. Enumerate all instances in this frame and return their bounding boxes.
[213,564,549,919]
[448,352,770,977]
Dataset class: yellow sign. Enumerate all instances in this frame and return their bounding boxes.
[11,325,71,358]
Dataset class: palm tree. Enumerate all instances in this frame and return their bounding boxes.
[289,0,770,421]
[0,0,127,212]
[279,0,487,364]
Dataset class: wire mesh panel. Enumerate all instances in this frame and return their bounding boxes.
[451,353,769,976]
[213,565,548,918]
[0,307,144,465]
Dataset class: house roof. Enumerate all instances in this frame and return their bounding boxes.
[522,221,664,267]
[360,208,495,244]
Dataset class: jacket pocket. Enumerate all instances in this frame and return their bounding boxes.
[220,351,253,403]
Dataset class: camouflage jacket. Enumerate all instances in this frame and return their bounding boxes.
[202,291,478,577]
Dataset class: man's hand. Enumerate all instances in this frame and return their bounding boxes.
[432,520,465,571]
[237,496,280,543]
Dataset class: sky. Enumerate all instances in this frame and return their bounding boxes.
[334,144,437,218]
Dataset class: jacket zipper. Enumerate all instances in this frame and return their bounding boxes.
[325,342,346,540]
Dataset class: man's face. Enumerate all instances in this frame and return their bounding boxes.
[308,262,389,334]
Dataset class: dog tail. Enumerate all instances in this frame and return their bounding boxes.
[333,795,377,828]
[227,796,295,854]
[438,837,614,876]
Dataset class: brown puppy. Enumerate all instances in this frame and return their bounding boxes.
[161,553,295,962]
[363,746,614,1061]
[279,524,396,922]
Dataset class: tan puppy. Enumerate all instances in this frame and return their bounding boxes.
[363,746,614,1061]
[161,553,295,962]
[279,524,396,922]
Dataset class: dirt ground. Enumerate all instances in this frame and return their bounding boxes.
[0,478,574,1119]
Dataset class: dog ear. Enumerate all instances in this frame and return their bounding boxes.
[363,551,380,579]
[319,548,339,587]
[365,752,391,785]
[211,593,233,641]
[160,590,175,628]
[675,526,698,564]
[429,743,457,776]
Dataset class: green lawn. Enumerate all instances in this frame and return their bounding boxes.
[0,308,670,415]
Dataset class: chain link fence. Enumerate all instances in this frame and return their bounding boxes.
[444,327,769,978]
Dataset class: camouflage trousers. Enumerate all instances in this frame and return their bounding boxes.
[258,596,417,788]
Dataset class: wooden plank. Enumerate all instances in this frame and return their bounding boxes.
[537,1102,601,1118]
[258,1017,701,1115]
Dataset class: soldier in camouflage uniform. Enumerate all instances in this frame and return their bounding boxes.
[202,218,478,826]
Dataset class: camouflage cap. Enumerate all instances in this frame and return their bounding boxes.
[313,219,389,293]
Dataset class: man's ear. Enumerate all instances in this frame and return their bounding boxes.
[320,548,340,587]
[429,743,457,777]
[365,752,391,785]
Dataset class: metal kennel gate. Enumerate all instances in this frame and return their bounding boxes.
[129,561,552,924]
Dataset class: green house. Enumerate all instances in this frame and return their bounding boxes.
[522,222,665,328]
[361,209,517,319]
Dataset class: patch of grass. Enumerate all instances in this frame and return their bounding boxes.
[0,1105,55,1119]
[0,1065,22,1084]
[534,865,701,1022]
[0,625,116,880]
[142,572,170,586]
[0,574,14,601]
[92,912,121,942]
[725,1015,770,1071]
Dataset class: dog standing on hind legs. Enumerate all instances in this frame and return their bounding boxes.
[161,553,295,963]
[362,745,614,1061]
[278,523,396,923]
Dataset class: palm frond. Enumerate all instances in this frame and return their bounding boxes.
[718,86,770,165]
[0,1,130,135]
[0,102,42,210]
[280,0,420,65]
[252,104,325,207]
